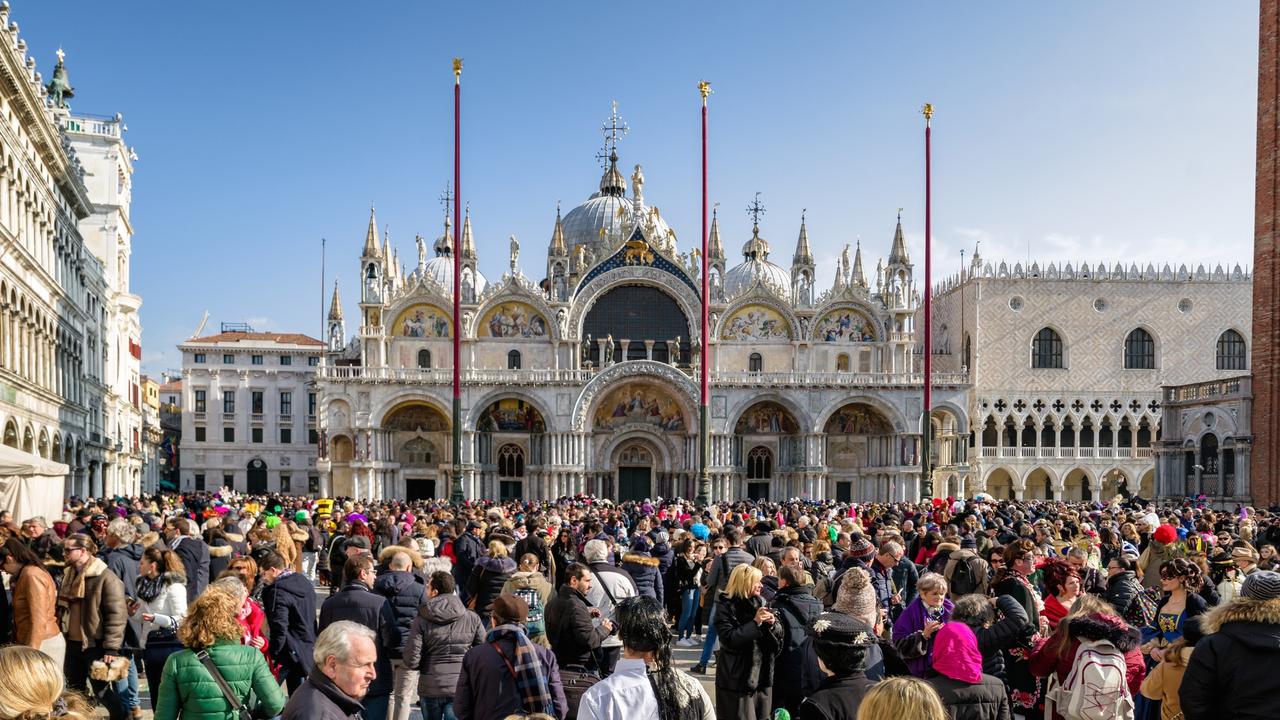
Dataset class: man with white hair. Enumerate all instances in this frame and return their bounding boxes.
[582,537,637,676]
[282,621,378,720]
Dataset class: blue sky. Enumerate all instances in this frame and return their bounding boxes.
[14,2,1258,374]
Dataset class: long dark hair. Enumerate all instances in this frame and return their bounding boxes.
[615,595,690,720]
[0,536,45,573]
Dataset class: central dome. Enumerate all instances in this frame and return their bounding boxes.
[559,153,676,263]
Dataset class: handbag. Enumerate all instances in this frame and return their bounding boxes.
[196,649,255,720]
[559,665,600,720]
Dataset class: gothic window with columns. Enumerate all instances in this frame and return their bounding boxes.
[1031,327,1063,369]
[1124,328,1155,369]
[508,350,522,370]
[498,443,525,477]
[747,445,773,479]
[1216,329,1246,370]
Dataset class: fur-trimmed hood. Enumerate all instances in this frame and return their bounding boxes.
[378,543,424,569]
[622,552,661,568]
[1065,612,1142,652]
[1200,596,1280,641]
[209,544,234,558]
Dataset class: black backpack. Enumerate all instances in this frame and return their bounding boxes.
[945,554,987,597]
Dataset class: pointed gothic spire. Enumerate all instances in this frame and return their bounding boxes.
[852,239,867,287]
[708,208,724,260]
[888,209,910,266]
[362,206,380,258]
[461,204,476,259]
[549,203,566,256]
[382,225,393,264]
[793,210,813,264]
[328,281,343,321]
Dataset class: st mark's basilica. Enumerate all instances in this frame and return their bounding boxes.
[314,120,969,504]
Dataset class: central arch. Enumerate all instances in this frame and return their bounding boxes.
[581,284,693,364]
[733,400,802,500]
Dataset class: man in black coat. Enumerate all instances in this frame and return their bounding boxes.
[319,554,401,720]
[746,521,775,558]
[1180,570,1280,720]
[452,521,486,602]
[164,517,209,602]
[771,565,824,716]
[545,562,614,670]
[1104,555,1144,619]
[372,551,427,720]
[262,550,318,693]
[282,621,377,720]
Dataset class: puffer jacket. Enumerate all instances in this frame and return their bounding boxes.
[713,592,783,694]
[1180,595,1280,720]
[621,552,664,603]
[153,640,286,720]
[401,593,485,699]
[468,555,516,620]
[1104,570,1143,617]
[927,671,1013,720]
[372,570,426,656]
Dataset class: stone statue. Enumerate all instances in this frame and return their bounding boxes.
[574,245,586,271]
[581,333,592,365]
[416,234,427,269]
[604,334,615,365]
[632,164,645,201]
[509,235,520,273]
[556,308,567,336]
[46,49,74,109]
[670,336,681,365]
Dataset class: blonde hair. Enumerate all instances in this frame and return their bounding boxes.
[857,677,948,720]
[725,563,764,600]
[752,556,777,577]
[0,646,94,720]
[488,540,509,558]
[178,586,246,650]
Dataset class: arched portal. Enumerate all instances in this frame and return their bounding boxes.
[734,401,801,501]
[382,401,451,501]
[824,402,896,502]
[475,397,548,501]
[330,435,354,497]
[985,467,1016,500]
[582,285,692,366]
[246,458,268,495]
[3,419,17,448]
[1063,468,1092,502]
[1024,467,1056,500]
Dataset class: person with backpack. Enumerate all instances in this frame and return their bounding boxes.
[502,553,555,647]
[944,536,991,599]
[1105,556,1154,627]
[1027,594,1145,720]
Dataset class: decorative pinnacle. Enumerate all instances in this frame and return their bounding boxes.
[452,57,463,82]
[698,80,712,104]
[597,100,628,168]
[922,103,933,125]
[55,47,64,64]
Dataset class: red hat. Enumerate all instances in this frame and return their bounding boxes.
[1153,524,1178,546]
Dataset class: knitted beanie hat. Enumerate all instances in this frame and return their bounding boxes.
[832,566,877,626]
[1242,570,1280,602]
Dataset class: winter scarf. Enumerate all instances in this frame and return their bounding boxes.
[486,623,555,716]
[893,596,955,677]
[58,557,107,613]
[136,574,166,602]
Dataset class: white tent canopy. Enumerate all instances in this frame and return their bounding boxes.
[0,442,68,523]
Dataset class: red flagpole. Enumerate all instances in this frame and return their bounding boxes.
[450,59,464,503]
[922,103,934,499]
[697,81,712,505]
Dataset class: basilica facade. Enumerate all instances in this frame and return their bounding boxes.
[314,149,968,503]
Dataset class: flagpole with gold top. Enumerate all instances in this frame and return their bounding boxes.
[921,102,934,499]
[451,58,465,503]
[697,80,712,506]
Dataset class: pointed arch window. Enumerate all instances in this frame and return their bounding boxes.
[746,445,773,479]
[1216,329,1246,370]
[507,350,522,370]
[1031,328,1063,369]
[1124,328,1155,369]
[497,443,525,477]
[836,353,850,372]
[748,353,763,373]
[417,349,432,369]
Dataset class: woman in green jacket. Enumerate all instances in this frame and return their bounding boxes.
[154,578,286,720]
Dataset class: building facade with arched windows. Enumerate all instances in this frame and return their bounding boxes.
[931,251,1252,502]
[313,138,970,503]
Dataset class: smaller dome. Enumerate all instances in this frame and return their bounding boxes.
[725,224,790,301]
[418,257,488,297]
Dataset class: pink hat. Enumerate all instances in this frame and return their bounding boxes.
[932,622,983,684]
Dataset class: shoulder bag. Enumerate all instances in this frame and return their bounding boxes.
[195,649,255,720]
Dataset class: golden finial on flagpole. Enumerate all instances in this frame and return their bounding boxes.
[452,57,463,83]
[922,103,934,125]
[698,80,712,105]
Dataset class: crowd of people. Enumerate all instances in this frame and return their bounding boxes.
[0,491,1277,720]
